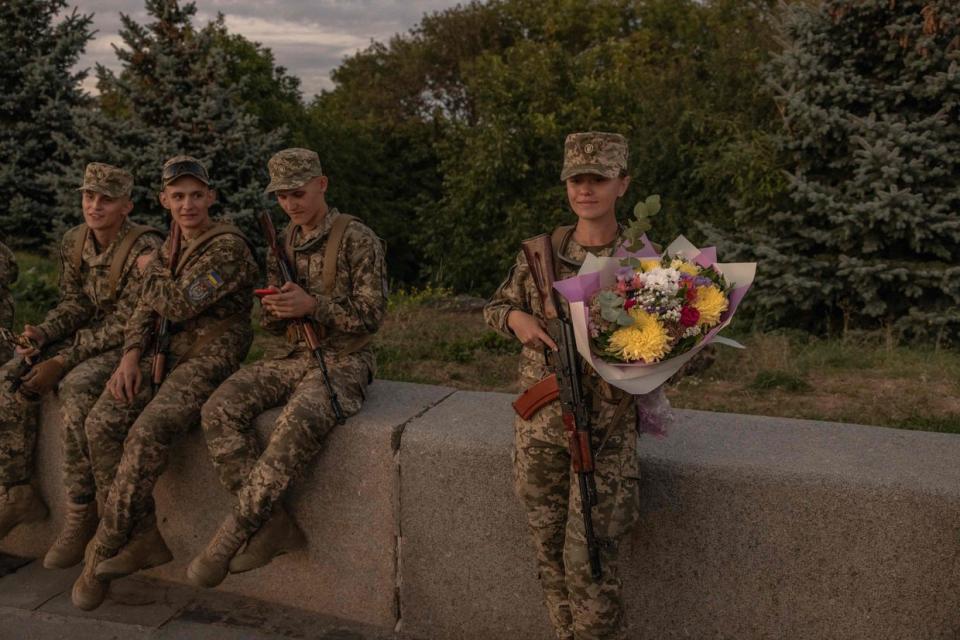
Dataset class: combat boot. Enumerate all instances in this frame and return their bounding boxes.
[71,539,111,611]
[186,514,248,588]
[93,524,173,580]
[0,484,47,539]
[229,505,306,574]
[43,500,99,569]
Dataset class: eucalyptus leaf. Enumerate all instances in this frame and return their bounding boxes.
[616,310,635,326]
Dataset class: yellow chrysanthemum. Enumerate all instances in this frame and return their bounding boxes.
[606,309,671,363]
[677,261,700,276]
[640,259,660,272]
[692,285,729,326]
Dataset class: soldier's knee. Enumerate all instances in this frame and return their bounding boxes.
[199,397,221,431]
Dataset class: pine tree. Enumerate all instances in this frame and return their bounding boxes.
[708,0,960,343]
[0,0,92,248]
[52,0,285,240]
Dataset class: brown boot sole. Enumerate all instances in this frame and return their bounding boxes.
[229,527,307,574]
[42,549,85,570]
[71,577,107,611]
[94,547,173,581]
[186,558,228,589]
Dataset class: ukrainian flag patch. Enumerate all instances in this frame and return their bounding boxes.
[186,270,225,303]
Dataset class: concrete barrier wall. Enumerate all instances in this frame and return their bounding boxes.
[3,380,960,639]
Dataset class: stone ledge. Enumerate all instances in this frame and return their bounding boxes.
[2,382,959,639]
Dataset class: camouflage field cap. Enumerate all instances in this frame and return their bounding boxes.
[560,131,628,181]
[264,148,323,194]
[161,155,210,187]
[77,162,133,198]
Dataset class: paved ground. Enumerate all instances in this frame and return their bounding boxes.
[0,553,411,639]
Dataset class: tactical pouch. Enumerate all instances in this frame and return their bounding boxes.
[512,373,559,420]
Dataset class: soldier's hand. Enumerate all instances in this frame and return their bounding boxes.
[507,311,558,351]
[15,325,44,359]
[261,282,318,319]
[136,250,158,273]
[109,349,142,404]
[20,355,66,396]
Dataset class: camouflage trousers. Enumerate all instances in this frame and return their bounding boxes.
[513,394,641,640]
[87,339,248,553]
[200,349,371,531]
[0,347,118,494]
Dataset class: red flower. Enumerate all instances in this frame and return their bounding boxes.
[680,306,700,327]
[624,298,636,310]
[684,286,697,302]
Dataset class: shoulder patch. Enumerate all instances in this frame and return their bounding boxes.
[186,270,224,304]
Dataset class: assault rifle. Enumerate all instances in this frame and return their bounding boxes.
[521,234,602,580]
[150,220,182,394]
[258,211,345,425]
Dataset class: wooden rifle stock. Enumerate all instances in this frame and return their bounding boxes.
[151,220,182,393]
[258,211,345,425]
[521,233,602,580]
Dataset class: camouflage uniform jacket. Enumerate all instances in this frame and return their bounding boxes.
[122,221,257,362]
[261,208,386,370]
[34,220,162,371]
[484,228,630,404]
[0,241,17,333]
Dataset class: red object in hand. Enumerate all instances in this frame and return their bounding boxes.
[680,306,700,327]
[254,287,280,298]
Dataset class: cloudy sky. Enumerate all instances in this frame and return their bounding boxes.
[75,1,464,97]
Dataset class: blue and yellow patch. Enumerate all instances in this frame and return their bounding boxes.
[186,270,225,304]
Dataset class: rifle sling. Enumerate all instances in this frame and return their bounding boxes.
[174,224,250,276]
[69,224,163,302]
[107,224,161,300]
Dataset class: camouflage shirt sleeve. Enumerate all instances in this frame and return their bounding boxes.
[35,229,96,345]
[123,234,256,352]
[311,224,387,336]
[258,250,287,336]
[483,249,531,340]
[56,233,161,370]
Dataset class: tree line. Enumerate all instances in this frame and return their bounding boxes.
[1,0,956,342]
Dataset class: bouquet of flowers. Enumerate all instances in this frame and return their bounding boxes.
[553,196,756,397]
[589,253,732,365]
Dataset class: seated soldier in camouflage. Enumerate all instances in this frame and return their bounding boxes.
[71,156,258,611]
[484,132,643,640]
[187,148,386,588]
[0,241,18,364]
[0,164,161,564]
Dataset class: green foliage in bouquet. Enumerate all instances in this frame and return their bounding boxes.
[623,195,662,250]
[597,290,635,327]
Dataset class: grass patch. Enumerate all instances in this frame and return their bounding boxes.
[748,370,813,393]
[11,251,59,330]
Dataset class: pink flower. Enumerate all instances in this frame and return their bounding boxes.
[624,298,637,310]
[680,306,700,327]
[615,279,629,295]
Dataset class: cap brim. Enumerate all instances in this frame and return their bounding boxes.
[77,184,128,198]
[163,172,210,187]
[264,178,312,194]
[560,164,622,181]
